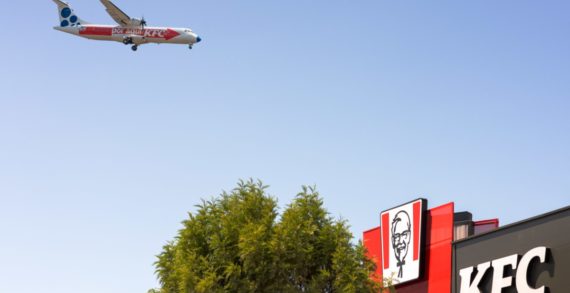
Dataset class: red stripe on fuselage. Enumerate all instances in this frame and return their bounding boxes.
[79,26,181,41]
[79,26,113,36]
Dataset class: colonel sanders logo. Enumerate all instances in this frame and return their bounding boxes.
[381,199,426,284]
[391,211,411,278]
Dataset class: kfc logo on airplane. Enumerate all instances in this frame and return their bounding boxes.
[381,199,427,285]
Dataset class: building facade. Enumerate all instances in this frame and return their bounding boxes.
[363,200,570,293]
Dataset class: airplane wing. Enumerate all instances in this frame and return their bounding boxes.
[52,0,68,8]
[100,0,131,26]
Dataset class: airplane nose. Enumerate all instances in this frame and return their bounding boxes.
[196,36,202,43]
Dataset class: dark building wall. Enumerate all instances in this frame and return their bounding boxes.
[452,206,570,293]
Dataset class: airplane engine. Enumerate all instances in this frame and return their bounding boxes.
[130,18,145,27]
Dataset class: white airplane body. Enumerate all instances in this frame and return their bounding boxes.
[52,0,201,51]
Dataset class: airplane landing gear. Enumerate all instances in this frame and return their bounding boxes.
[189,45,193,50]
[131,45,138,51]
[123,37,133,45]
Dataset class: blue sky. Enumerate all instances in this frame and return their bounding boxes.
[1,0,569,292]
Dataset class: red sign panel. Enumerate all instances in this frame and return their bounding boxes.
[364,202,454,293]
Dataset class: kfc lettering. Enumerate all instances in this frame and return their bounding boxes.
[111,27,169,39]
[459,246,548,293]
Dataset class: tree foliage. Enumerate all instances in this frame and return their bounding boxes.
[151,180,390,293]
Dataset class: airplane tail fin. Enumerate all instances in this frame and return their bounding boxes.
[52,0,89,27]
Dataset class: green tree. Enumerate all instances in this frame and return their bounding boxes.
[152,180,391,293]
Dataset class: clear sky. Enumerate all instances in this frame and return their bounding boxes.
[1,0,569,292]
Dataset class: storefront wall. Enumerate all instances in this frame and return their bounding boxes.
[452,207,570,293]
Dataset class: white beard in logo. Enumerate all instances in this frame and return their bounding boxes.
[391,211,411,278]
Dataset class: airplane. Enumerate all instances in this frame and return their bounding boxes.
[52,0,202,51]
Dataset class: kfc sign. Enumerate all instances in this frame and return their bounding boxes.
[459,246,549,293]
[380,199,427,284]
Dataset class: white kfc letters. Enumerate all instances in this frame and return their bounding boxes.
[516,247,548,293]
[459,246,548,293]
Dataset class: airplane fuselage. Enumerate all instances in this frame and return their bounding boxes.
[55,24,200,46]
[52,0,201,51]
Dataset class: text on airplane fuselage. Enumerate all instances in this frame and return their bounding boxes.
[112,27,167,38]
